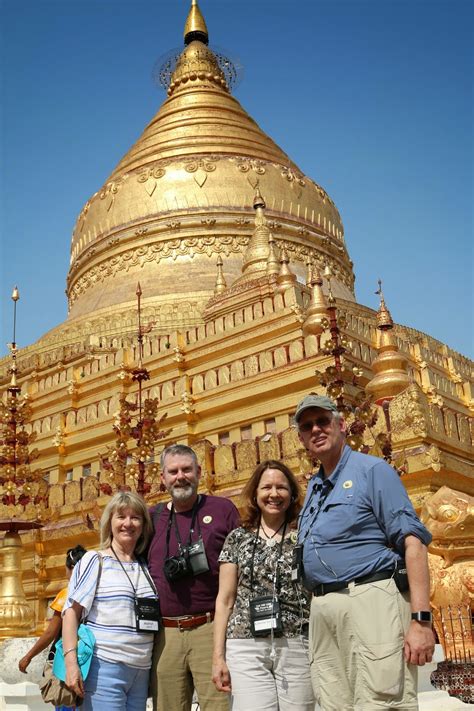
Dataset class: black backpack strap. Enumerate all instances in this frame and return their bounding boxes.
[151,502,166,532]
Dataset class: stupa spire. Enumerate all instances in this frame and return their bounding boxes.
[302,264,329,335]
[184,0,209,45]
[276,248,297,293]
[366,280,411,403]
[214,255,227,294]
[267,233,280,277]
[237,187,272,283]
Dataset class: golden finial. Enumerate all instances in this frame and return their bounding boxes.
[305,256,313,286]
[375,279,394,329]
[253,186,265,210]
[366,279,410,403]
[214,255,227,294]
[184,0,209,46]
[236,188,272,283]
[302,264,328,335]
[267,233,280,277]
[275,248,297,294]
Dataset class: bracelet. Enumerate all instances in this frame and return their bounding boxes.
[63,646,77,657]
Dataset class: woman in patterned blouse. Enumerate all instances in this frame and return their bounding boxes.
[212,460,315,710]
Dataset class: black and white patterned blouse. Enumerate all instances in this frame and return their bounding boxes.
[218,527,311,639]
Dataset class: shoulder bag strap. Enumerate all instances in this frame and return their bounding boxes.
[83,552,103,624]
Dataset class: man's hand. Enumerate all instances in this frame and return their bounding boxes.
[211,658,232,693]
[404,620,435,666]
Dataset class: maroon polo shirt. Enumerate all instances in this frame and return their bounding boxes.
[148,494,239,617]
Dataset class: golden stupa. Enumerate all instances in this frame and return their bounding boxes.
[0,1,472,664]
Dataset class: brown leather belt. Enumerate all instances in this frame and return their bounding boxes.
[162,612,214,631]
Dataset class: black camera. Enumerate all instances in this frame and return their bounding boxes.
[163,553,192,582]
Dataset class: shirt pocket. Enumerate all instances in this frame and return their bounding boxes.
[321,494,356,540]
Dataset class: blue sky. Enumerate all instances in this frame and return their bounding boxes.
[1,0,472,358]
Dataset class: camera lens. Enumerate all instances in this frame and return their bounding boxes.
[164,554,190,582]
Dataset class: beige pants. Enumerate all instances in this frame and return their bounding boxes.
[309,578,418,711]
[226,636,316,710]
[150,621,230,711]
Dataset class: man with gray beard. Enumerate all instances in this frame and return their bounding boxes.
[148,444,239,711]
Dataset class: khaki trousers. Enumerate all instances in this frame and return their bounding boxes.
[309,578,418,711]
[150,621,230,711]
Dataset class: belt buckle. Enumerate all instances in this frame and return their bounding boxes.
[177,617,191,632]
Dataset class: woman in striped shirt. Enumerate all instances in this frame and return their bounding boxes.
[62,492,159,711]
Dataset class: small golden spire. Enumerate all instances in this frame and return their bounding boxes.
[375,279,394,328]
[302,265,328,335]
[267,233,280,277]
[214,255,227,294]
[184,0,209,46]
[236,187,272,283]
[275,248,297,294]
[366,280,411,403]
[305,256,313,286]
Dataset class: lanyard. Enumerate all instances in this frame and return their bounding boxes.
[110,544,158,598]
[165,496,201,558]
[249,519,287,596]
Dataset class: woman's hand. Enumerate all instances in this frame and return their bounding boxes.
[212,657,232,693]
[65,658,85,698]
[18,654,32,673]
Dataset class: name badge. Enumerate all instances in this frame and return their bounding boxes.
[135,597,161,633]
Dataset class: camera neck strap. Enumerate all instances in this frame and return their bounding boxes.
[249,518,287,596]
[110,544,158,597]
[166,495,201,559]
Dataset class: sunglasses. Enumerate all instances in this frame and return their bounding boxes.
[298,416,333,433]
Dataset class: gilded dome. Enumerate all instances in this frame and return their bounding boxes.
[66,1,354,328]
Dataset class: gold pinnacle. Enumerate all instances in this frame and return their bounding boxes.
[214,255,227,294]
[267,233,280,277]
[375,279,394,329]
[276,248,297,293]
[184,0,209,45]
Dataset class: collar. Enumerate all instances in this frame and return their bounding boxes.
[315,444,352,489]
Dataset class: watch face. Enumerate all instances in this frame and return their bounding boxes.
[412,611,432,621]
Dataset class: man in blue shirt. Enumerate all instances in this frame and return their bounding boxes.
[296,393,435,711]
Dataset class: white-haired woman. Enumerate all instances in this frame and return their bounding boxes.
[62,491,159,711]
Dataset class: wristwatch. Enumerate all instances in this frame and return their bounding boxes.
[411,611,432,622]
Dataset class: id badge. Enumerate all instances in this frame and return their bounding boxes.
[291,544,303,583]
[249,596,283,637]
[135,597,161,633]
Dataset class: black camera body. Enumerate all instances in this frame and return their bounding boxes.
[163,553,192,582]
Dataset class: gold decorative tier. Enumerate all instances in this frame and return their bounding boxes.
[66,2,352,324]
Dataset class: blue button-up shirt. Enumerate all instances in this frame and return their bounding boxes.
[298,446,432,588]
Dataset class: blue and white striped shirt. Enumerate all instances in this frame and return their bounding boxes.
[64,550,157,669]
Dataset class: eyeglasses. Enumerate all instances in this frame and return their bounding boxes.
[298,416,333,433]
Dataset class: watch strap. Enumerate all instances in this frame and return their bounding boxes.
[411,611,432,622]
